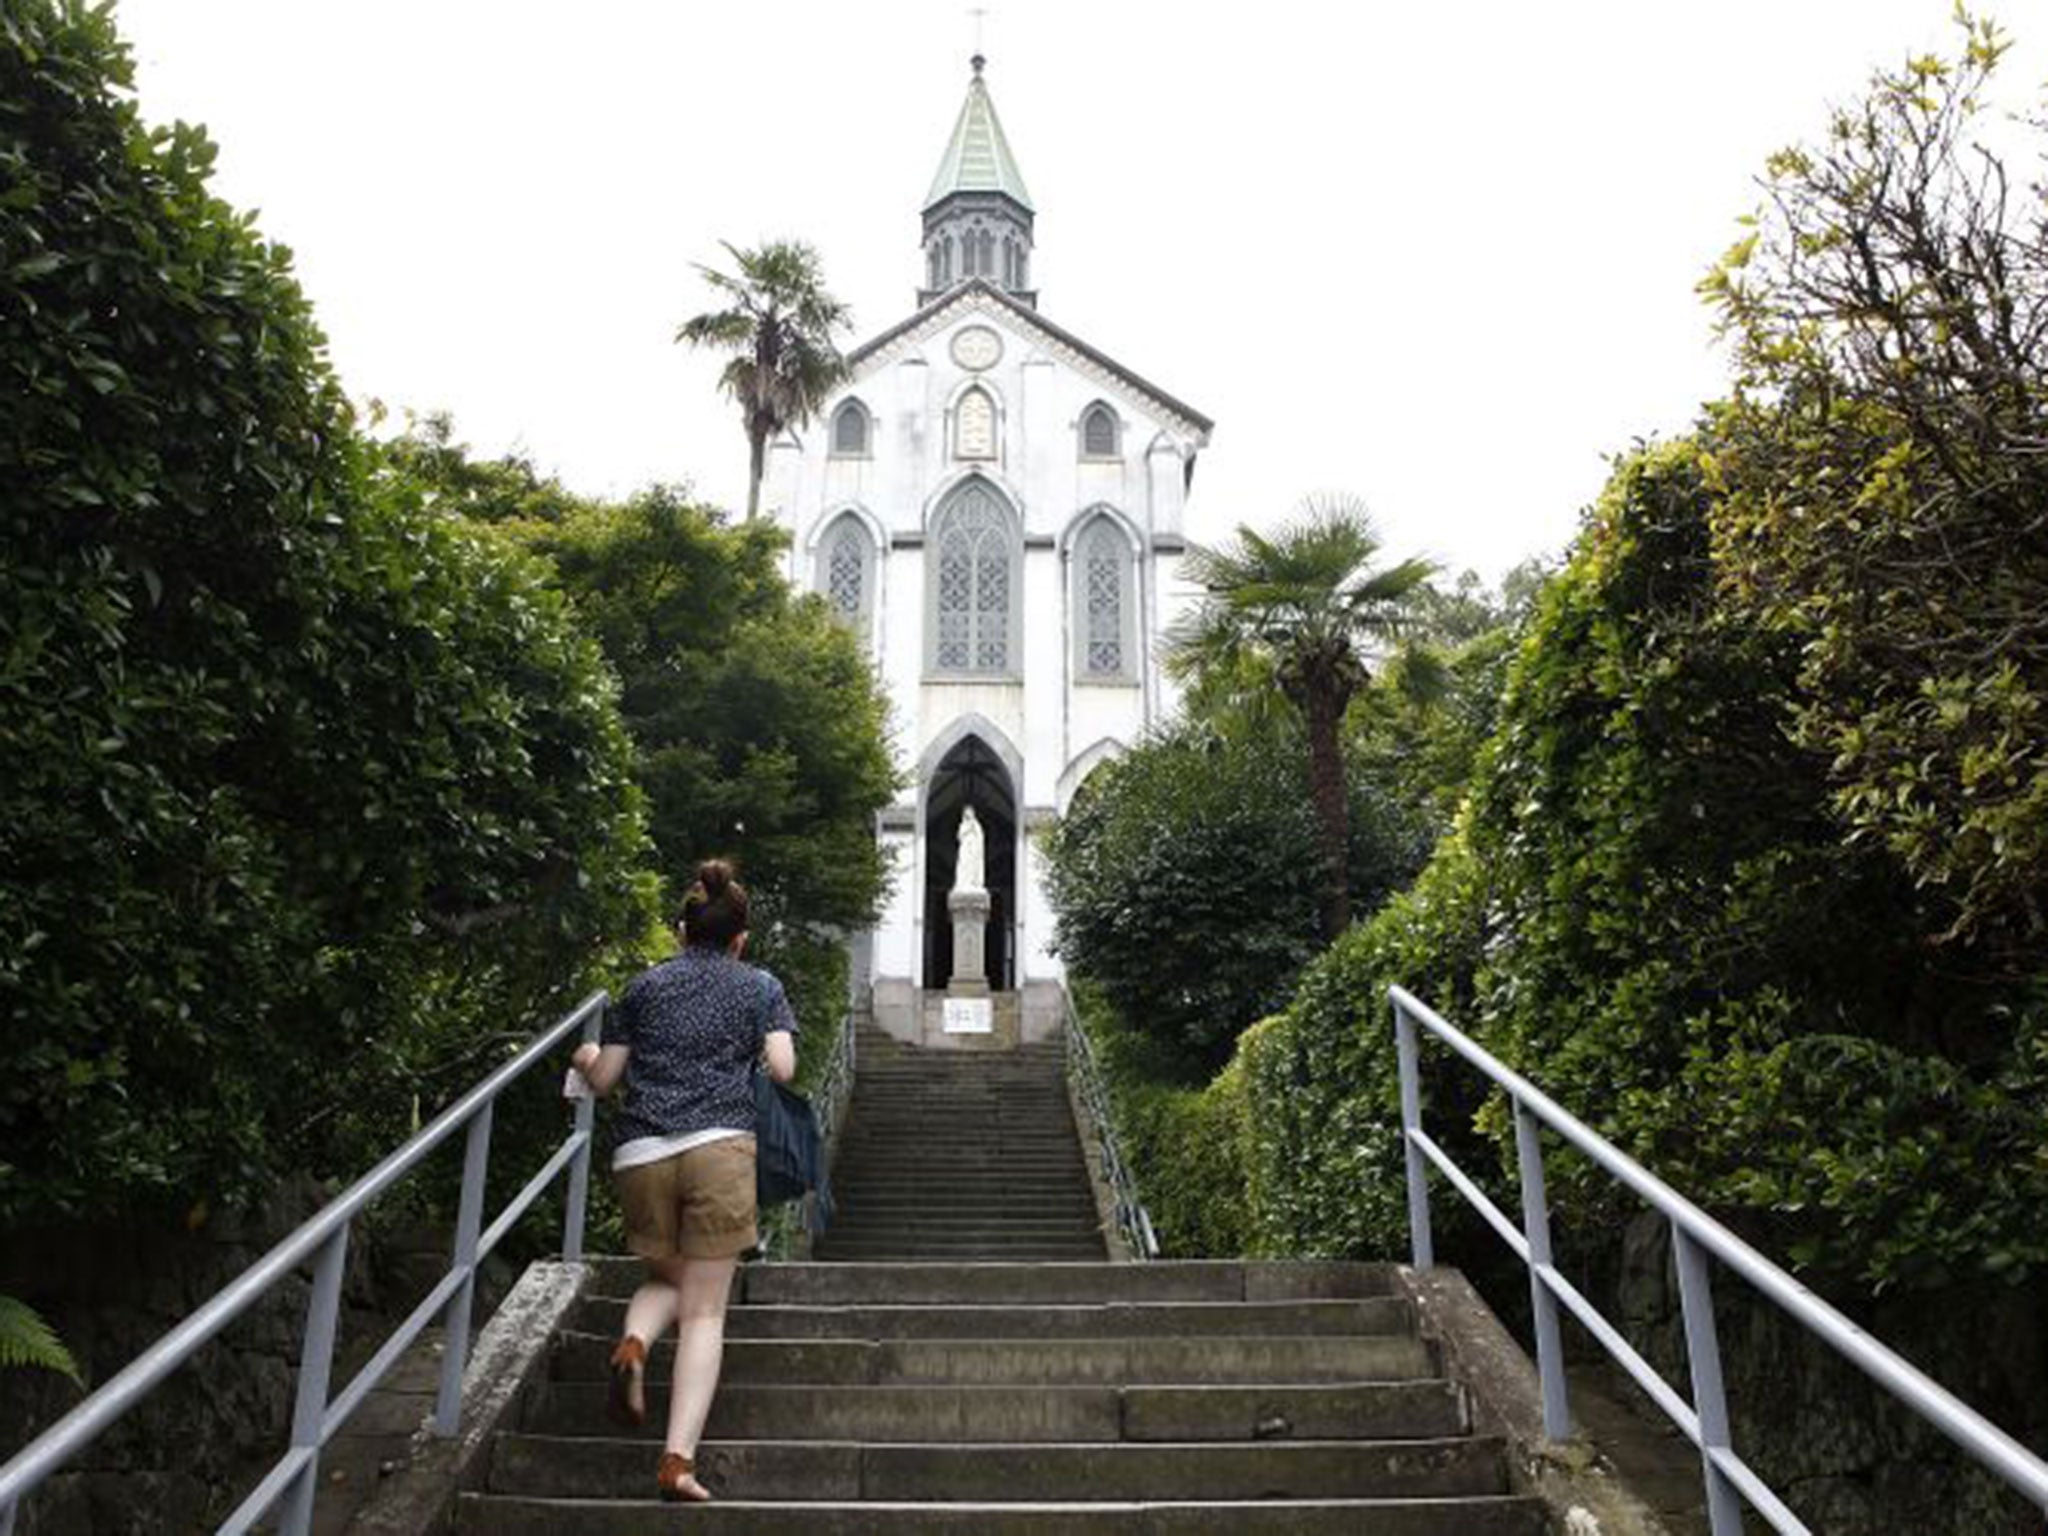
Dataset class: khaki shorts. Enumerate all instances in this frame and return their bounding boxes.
[615,1135,758,1260]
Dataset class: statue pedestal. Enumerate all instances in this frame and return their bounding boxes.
[947,886,992,999]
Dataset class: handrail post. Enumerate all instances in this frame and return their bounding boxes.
[1674,1224,1745,1536]
[434,1103,494,1435]
[1512,1098,1572,1440]
[278,1225,349,1536]
[1392,995,1434,1270]
[560,1002,603,1263]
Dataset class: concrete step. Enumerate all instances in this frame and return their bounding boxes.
[810,1248,1113,1264]
[570,1297,1415,1340]
[690,1261,1401,1307]
[520,1380,1472,1443]
[814,1238,1108,1256]
[552,1332,1435,1387]
[455,1494,1547,1534]
[823,1191,1100,1212]
[487,1433,1511,1501]
[819,1225,1102,1243]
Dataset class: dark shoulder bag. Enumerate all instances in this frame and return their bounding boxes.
[753,1069,825,1213]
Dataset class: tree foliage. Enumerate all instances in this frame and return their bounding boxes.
[1166,439,2048,1297]
[1041,721,1429,1061]
[509,486,899,1033]
[1167,498,1434,937]
[1702,12,2048,965]
[676,240,850,520]
[0,2,658,1225]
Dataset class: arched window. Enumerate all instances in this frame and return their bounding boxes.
[941,235,954,284]
[1075,517,1133,680]
[928,245,942,290]
[954,386,997,461]
[930,483,1017,675]
[1002,237,1016,288]
[818,514,874,640]
[830,399,870,457]
[978,229,995,278]
[1080,403,1120,458]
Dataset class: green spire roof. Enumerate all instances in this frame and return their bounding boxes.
[923,57,1033,213]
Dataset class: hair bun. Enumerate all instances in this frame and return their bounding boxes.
[696,859,733,898]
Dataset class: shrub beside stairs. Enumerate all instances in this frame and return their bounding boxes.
[447,1028,1546,1532]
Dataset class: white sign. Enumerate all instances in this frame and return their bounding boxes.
[942,998,994,1034]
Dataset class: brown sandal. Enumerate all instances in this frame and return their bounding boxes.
[606,1336,647,1429]
[657,1451,712,1503]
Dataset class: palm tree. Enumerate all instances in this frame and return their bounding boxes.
[1166,496,1434,940]
[676,240,850,520]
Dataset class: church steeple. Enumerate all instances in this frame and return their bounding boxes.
[920,55,1036,308]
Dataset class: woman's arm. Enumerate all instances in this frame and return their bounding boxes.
[570,1041,630,1097]
[762,1029,796,1085]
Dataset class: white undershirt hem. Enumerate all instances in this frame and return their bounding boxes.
[612,1126,749,1172]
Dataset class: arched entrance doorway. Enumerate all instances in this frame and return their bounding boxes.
[923,735,1016,991]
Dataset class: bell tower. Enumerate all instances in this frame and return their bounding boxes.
[919,55,1036,308]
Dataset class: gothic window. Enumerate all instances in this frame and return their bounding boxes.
[930,483,1017,675]
[1003,237,1015,288]
[818,514,874,640]
[830,399,870,457]
[978,229,995,278]
[1016,248,1028,288]
[954,386,997,461]
[942,235,954,284]
[928,245,942,289]
[1081,403,1120,458]
[1076,517,1132,679]
[959,227,978,277]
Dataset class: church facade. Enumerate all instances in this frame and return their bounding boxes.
[763,56,1211,1042]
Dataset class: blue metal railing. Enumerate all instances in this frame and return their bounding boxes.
[0,990,608,1536]
[1391,983,2048,1535]
[1063,994,1160,1261]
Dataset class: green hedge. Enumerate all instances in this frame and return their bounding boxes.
[1114,438,2048,1297]
[0,2,658,1225]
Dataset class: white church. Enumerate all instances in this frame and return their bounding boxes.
[763,55,1212,1043]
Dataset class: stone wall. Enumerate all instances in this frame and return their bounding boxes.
[1602,1212,2047,1535]
[0,1180,512,1536]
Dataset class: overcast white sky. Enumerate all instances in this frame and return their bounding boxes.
[115,1,2043,582]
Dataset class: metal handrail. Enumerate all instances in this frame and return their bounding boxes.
[1062,994,1160,1261]
[0,990,608,1536]
[1390,983,2048,1535]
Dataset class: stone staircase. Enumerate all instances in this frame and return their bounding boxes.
[454,1256,1547,1532]
[815,1024,1107,1261]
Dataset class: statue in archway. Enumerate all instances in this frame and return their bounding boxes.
[953,805,986,894]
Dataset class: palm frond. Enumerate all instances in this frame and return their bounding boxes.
[1169,491,1432,707]
[0,1295,82,1385]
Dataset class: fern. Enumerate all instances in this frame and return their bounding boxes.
[0,1295,82,1385]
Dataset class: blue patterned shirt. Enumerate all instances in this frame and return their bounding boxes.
[601,948,798,1146]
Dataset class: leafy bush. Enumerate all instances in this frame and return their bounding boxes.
[1218,438,2048,1295]
[1042,722,1430,1060]
[1702,16,2048,968]
[506,485,898,1038]
[0,2,657,1225]
[1071,987,1252,1258]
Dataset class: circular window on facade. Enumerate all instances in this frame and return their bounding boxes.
[950,325,1003,372]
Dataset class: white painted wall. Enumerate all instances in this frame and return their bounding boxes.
[770,286,1208,1017]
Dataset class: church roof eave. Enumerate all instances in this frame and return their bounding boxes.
[844,280,1214,443]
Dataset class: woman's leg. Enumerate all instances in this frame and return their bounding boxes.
[663,1254,738,1491]
[621,1267,681,1347]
